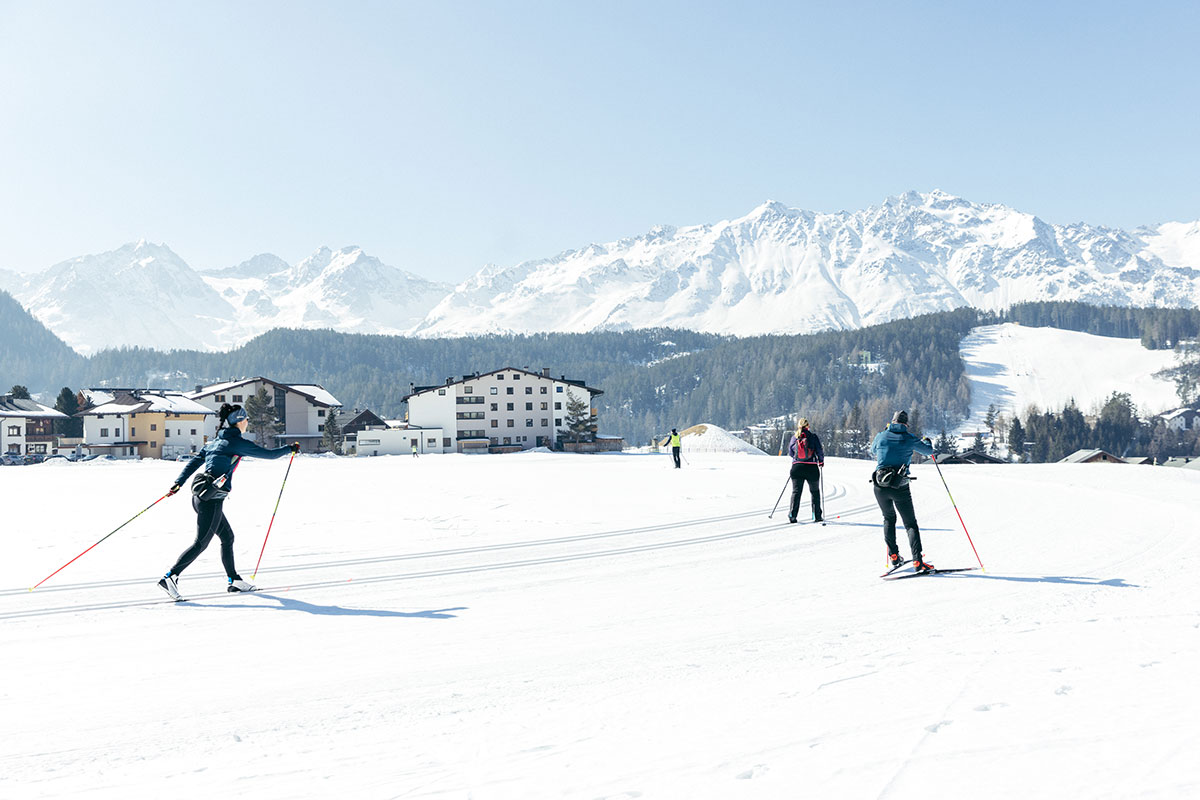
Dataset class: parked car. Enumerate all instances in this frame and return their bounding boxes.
[1,453,23,466]
[43,454,70,462]
[22,454,46,465]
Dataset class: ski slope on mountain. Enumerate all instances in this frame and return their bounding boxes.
[2,453,1197,799]
[959,323,1181,430]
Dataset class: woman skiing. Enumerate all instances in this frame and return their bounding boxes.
[787,418,825,523]
[157,403,297,600]
[871,410,936,572]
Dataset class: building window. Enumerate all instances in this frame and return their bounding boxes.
[100,428,109,438]
[525,387,532,395]
[232,394,243,402]
[555,402,562,410]
[540,402,548,410]
[318,424,325,432]
[438,389,446,396]
[490,403,498,411]
[526,419,533,427]
[151,442,158,449]
[457,396,484,405]
[6,425,18,437]
[427,438,436,447]
[456,411,485,420]
[540,387,547,394]
[497,374,504,380]
[506,403,514,411]
[150,424,157,431]
[556,386,563,392]
[506,387,514,395]
[507,419,514,427]
[215,395,225,402]
[525,402,532,411]
[318,409,325,417]
[165,429,170,437]
[513,373,521,380]
[491,419,498,427]
[555,418,562,426]
[464,386,473,394]
[541,418,548,426]
[191,429,197,435]
[490,387,498,395]
[443,438,451,447]
[131,427,136,437]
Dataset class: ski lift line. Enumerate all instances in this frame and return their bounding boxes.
[0,522,796,620]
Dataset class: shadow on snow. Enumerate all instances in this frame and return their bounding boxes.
[186,593,468,618]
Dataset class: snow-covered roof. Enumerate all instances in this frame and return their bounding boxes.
[289,384,341,407]
[1160,408,1200,420]
[0,396,67,419]
[189,378,340,408]
[1059,449,1126,464]
[83,391,214,416]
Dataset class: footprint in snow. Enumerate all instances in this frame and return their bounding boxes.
[736,764,769,780]
[973,703,1008,712]
[1056,686,1072,695]
[925,721,952,733]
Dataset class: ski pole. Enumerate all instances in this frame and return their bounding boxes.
[31,491,171,590]
[252,450,295,580]
[931,455,986,571]
[768,474,790,518]
[818,465,825,525]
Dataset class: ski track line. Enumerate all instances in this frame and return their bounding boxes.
[7,490,870,598]
[1,510,867,619]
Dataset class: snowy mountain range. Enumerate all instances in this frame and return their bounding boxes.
[5,191,1199,353]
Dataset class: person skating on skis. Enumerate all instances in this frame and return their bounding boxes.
[157,403,298,600]
[871,410,936,572]
[787,418,824,523]
[664,428,682,468]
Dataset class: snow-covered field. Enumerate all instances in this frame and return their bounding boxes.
[959,323,1181,430]
[2,452,1197,799]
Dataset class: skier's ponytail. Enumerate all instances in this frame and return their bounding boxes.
[217,403,244,429]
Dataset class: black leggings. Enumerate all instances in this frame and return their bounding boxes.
[169,496,239,578]
[789,463,822,520]
[873,483,924,560]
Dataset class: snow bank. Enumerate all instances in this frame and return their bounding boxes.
[680,423,766,455]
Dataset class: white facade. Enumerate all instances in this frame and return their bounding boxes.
[188,378,341,452]
[1162,408,1199,432]
[404,367,601,453]
[353,426,446,457]
[0,397,67,457]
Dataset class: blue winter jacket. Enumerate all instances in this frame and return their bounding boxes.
[175,427,291,493]
[870,423,934,468]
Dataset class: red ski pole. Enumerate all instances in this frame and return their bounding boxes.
[931,455,986,571]
[252,451,295,580]
[31,491,171,590]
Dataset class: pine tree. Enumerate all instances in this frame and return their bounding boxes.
[9,385,30,399]
[971,432,985,453]
[53,387,83,437]
[322,408,342,454]
[934,428,958,455]
[243,385,282,444]
[985,403,997,435]
[564,391,597,443]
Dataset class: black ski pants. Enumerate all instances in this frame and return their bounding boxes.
[672,447,681,468]
[169,496,239,579]
[789,463,822,521]
[873,483,924,560]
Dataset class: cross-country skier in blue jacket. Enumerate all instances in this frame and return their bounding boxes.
[871,410,936,572]
[156,403,297,600]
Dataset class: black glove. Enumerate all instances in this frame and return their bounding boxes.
[167,483,181,496]
[290,442,301,454]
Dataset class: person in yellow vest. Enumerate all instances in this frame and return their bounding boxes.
[664,428,682,468]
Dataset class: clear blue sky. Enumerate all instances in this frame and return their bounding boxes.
[2,1,1197,281]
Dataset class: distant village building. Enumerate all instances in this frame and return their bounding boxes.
[0,394,68,458]
[341,409,388,438]
[402,367,603,453]
[1160,408,1200,432]
[937,451,1008,465]
[188,378,341,453]
[1059,449,1127,464]
[352,424,447,457]
[80,390,215,459]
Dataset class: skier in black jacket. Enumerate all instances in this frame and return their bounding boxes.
[788,418,825,523]
[157,403,297,600]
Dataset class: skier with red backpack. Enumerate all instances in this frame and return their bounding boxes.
[787,418,825,523]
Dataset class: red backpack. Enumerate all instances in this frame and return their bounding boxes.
[793,432,809,462]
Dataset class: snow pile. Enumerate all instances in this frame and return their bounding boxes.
[959,323,1180,430]
[680,423,766,455]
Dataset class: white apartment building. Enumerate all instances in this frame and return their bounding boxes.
[403,367,602,453]
[0,394,68,457]
[188,378,341,453]
[353,425,447,457]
